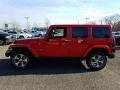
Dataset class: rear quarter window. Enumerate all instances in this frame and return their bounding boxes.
[92,27,110,38]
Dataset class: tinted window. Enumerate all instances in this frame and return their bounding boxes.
[92,27,110,38]
[72,27,88,38]
[49,28,66,38]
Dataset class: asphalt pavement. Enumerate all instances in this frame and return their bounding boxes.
[0,46,120,90]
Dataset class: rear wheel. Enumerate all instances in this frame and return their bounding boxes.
[10,51,32,70]
[86,52,107,71]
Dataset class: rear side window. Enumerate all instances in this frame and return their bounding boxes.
[92,27,110,38]
[72,27,88,38]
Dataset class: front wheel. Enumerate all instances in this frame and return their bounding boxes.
[86,52,107,71]
[10,51,32,70]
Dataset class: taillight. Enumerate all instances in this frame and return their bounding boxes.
[107,38,115,48]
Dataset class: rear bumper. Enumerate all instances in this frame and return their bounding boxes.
[112,48,116,53]
[108,48,115,58]
[108,53,115,58]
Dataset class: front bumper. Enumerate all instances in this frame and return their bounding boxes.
[5,49,13,57]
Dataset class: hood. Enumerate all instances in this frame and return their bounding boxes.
[15,37,44,44]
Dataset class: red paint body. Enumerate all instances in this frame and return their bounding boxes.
[8,24,115,59]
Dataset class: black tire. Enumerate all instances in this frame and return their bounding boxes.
[10,51,32,70]
[86,51,107,71]
[19,36,24,39]
[0,39,5,46]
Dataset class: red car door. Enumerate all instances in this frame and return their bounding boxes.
[43,26,70,57]
[70,26,90,57]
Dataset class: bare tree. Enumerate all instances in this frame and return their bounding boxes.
[103,14,120,31]
[112,21,120,31]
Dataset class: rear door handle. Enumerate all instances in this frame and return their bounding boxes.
[82,40,87,42]
[78,40,87,43]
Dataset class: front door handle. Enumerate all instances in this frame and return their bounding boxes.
[61,39,71,43]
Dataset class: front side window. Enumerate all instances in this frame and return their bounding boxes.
[72,27,88,38]
[92,27,110,38]
[49,28,66,38]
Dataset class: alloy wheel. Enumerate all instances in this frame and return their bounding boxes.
[13,54,28,68]
[91,55,105,68]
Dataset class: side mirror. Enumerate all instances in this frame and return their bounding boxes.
[45,34,52,41]
[48,33,54,38]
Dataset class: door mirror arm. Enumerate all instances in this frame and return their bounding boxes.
[45,34,53,41]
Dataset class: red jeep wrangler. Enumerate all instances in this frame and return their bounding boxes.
[5,25,115,71]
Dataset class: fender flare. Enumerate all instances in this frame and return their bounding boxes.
[84,45,111,58]
[9,44,39,58]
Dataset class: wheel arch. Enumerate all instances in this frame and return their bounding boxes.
[85,48,109,58]
[12,47,35,58]
[85,48,108,71]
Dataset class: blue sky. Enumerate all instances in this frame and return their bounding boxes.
[0,0,120,28]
